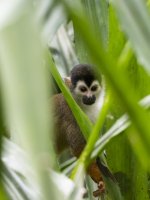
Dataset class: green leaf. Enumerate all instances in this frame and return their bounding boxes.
[36,0,67,41]
[91,95,150,160]
[112,0,150,74]
[71,93,110,179]
[0,1,58,199]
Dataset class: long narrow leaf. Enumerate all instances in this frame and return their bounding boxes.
[112,0,150,74]
[71,93,111,179]
[0,1,58,199]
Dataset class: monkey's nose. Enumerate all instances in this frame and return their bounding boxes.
[83,95,96,105]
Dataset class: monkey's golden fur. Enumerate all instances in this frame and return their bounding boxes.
[52,92,103,185]
[52,64,104,196]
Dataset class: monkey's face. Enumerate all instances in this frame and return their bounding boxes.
[73,80,101,106]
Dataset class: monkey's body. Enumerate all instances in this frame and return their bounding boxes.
[52,64,104,195]
[53,93,86,156]
[53,92,103,185]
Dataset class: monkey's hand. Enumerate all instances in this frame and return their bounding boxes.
[93,181,105,197]
[64,77,72,88]
[90,157,117,197]
[87,161,105,197]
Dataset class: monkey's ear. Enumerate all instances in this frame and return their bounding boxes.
[63,77,72,88]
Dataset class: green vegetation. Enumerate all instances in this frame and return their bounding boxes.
[0,0,150,199]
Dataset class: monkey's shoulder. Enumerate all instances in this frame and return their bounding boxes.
[51,93,73,120]
[51,93,82,154]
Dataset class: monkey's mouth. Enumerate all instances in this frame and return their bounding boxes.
[82,95,96,105]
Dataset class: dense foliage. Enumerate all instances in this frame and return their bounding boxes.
[0,0,150,200]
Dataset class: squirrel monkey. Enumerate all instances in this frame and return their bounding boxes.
[52,64,104,196]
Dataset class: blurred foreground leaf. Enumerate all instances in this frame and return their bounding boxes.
[112,0,150,74]
[0,1,58,199]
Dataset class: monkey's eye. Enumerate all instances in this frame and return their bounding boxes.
[79,86,87,92]
[91,85,98,91]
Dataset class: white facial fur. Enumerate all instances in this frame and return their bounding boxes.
[73,80,103,123]
[74,80,101,97]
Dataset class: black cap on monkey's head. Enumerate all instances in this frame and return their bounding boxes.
[71,64,100,88]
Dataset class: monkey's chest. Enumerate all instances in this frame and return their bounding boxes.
[84,90,104,123]
[84,103,101,123]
